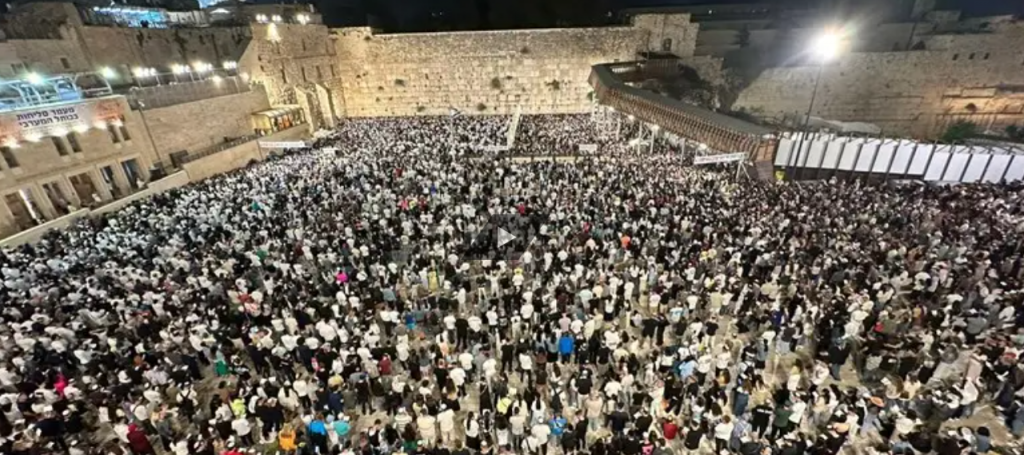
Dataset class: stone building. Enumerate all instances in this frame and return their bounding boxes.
[731,17,1024,138]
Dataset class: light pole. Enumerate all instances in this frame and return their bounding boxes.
[787,28,846,180]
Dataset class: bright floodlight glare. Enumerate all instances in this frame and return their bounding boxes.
[25,72,44,85]
[811,29,843,62]
[100,66,117,79]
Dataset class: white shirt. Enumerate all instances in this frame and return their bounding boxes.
[714,421,734,440]
[437,409,456,432]
[459,352,474,370]
[450,368,467,386]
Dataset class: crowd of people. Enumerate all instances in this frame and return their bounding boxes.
[0,113,1023,455]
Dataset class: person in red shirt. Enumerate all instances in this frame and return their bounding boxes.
[127,424,156,455]
[662,418,680,440]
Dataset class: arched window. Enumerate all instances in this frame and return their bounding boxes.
[661,38,673,52]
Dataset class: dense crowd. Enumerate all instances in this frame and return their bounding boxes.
[0,114,1023,455]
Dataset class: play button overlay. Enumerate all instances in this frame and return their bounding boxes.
[463,213,538,262]
[497,228,516,248]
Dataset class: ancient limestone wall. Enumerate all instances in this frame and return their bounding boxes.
[142,87,271,160]
[333,26,650,116]
[631,14,700,56]
[241,23,343,129]
[76,26,252,71]
[733,24,1024,138]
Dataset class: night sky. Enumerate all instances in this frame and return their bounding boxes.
[309,0,1024,30]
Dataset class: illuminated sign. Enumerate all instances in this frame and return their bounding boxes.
[0,99,124,145]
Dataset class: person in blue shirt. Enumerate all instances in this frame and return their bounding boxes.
[549,413,567,439]
[308,415,329,454]
[558,333,575,363]
[677,356,696,380]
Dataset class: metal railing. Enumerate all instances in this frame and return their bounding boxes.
[0,73,113,113]
[126,76,254,110]
[179,134,259,165]
[178,123,308,165]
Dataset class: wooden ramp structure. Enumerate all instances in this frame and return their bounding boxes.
[589,62,778,166]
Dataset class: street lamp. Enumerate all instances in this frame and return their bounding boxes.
[25,72,44,85]
[133,67,161,86]
[787,27,848,180]
[171,63,194,82]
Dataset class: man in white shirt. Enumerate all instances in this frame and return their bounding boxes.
[437,405,456,444]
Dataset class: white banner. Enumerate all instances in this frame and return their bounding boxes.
[693,152,746,165]
[1,99,123,143]
[258,141,306,149]
[579,144,598,153]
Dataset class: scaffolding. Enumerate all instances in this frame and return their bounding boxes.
[590,102,621,141]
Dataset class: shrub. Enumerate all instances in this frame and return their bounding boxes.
[940,121,977,144]
[394,79,405,87]
[490,77,502,90]
[476,103,487,111]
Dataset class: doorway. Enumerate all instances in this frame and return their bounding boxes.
[41,181,71,215]
[4,192,36,230]
[69,173,100,206]
[122,159,142,190]
[100,165,123,198]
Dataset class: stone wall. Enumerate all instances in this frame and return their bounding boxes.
[180,124,308,181]
[141,87,271,161]
[241,23,344,129]
[76,26,252,72]
[732,23,1024,138]
[631,14,700,56]
[333,26,650,116]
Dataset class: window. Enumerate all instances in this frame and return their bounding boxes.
[953,53,959,60]
[107,123,121,143]
[51,137,69,156]
[301,66,307,82]
[59,57,70,69]
[118,116,131,140]
[661,38,673,52]
[983,52,990,60]
[302,40,307,52]
[0,147,18,168]
[330,64,337,77]
[66,132,82,153]
[281,68,288,84]
[968,52,976,60]
[316,65,323,80]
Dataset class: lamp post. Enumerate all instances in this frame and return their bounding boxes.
[787,28,846,181]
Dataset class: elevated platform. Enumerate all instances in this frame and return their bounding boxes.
[589,62,777,161]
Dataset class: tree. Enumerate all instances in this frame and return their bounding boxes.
[940,121,978,144]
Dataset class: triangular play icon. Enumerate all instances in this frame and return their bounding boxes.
[496,228,516,248]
